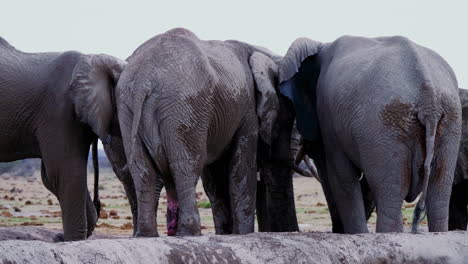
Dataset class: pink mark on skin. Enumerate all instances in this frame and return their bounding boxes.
[166,189,179,236]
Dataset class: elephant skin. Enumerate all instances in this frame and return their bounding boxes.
[109,28,298,236]
[353,88,468,230]
[0,37,133,241]
[278,36,461,233]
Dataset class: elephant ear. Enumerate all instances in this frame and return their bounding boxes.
[70,54,127,142]
[249,51,280,146]
[278,38,322,142]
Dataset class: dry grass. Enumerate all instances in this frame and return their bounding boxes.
[0,172,425,236]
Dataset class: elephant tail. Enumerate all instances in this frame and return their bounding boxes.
[411,117,438,233]
[92,138,101,216]
[128,85,150,173]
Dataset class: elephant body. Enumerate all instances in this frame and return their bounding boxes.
[99,28,296,236]
[279,36,461,233]
[0,37,133,241]
[449,88,468,230]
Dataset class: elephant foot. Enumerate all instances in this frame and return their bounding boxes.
[176,222,201,236]
[86,229,95,238]
[53,233,65,242]
[134,228,159,238]
[55,232,88,242]
[134,233,159,238]
[175,214,201,236]
[175,231,202,237]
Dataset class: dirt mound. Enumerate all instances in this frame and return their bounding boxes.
[0,227,467,263]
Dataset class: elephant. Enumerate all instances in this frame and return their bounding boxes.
[69,27,306,237]
[0,37,135,241]
[447,88,468,230]
[348,88,468,231]
[117,28,308,236]
[277,36,461,233]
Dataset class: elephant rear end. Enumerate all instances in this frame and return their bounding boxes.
[334,36,462,232]
[115,28,262,236]
[279,35,461,233]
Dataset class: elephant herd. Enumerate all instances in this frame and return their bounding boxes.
[0,28,466,241]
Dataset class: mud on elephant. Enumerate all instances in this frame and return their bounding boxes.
[105,28,309,236]
[277,36,461,233]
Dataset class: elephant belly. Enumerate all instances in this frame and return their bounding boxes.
[0,134,41,161]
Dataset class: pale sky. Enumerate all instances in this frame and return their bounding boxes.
[1,1,467,87]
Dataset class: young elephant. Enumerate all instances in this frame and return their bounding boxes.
[0,37,134,241]
[278,36,461,233]
[102,28,296,237]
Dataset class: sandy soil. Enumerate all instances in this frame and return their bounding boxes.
[0,171,426,236]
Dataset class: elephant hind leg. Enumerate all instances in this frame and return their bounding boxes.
[362,145,411,233]
[227,122,257,234]
[425,124,460,232]
[325,148,368,234]
[203,157,233,234]
[130,140,161,237]
[169,157,202,236]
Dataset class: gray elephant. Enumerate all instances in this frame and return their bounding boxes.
[118,28,303,236]
[357,88,468,231]
[447,88,468,230]
[278,36,461,233]
[72,28,305,236]
[0,37,135,241]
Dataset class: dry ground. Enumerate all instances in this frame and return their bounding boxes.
[0,171,426,236]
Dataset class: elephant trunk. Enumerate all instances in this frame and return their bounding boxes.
[257,111,300,232]
[257,164,299,232]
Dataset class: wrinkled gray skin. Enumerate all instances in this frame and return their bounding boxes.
[0,37,135,241]
[364,88,468,231]
[79,28,297,236]
[279,36,461,233]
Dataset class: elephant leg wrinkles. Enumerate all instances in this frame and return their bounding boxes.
[169,158,203,236]
[361,143,410,233]
[426,121,459,232]
[130,139,161,237]
[227,121,257,234]
[324,147,368,234]
[41,154,89,241]
[203,155,233,234]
